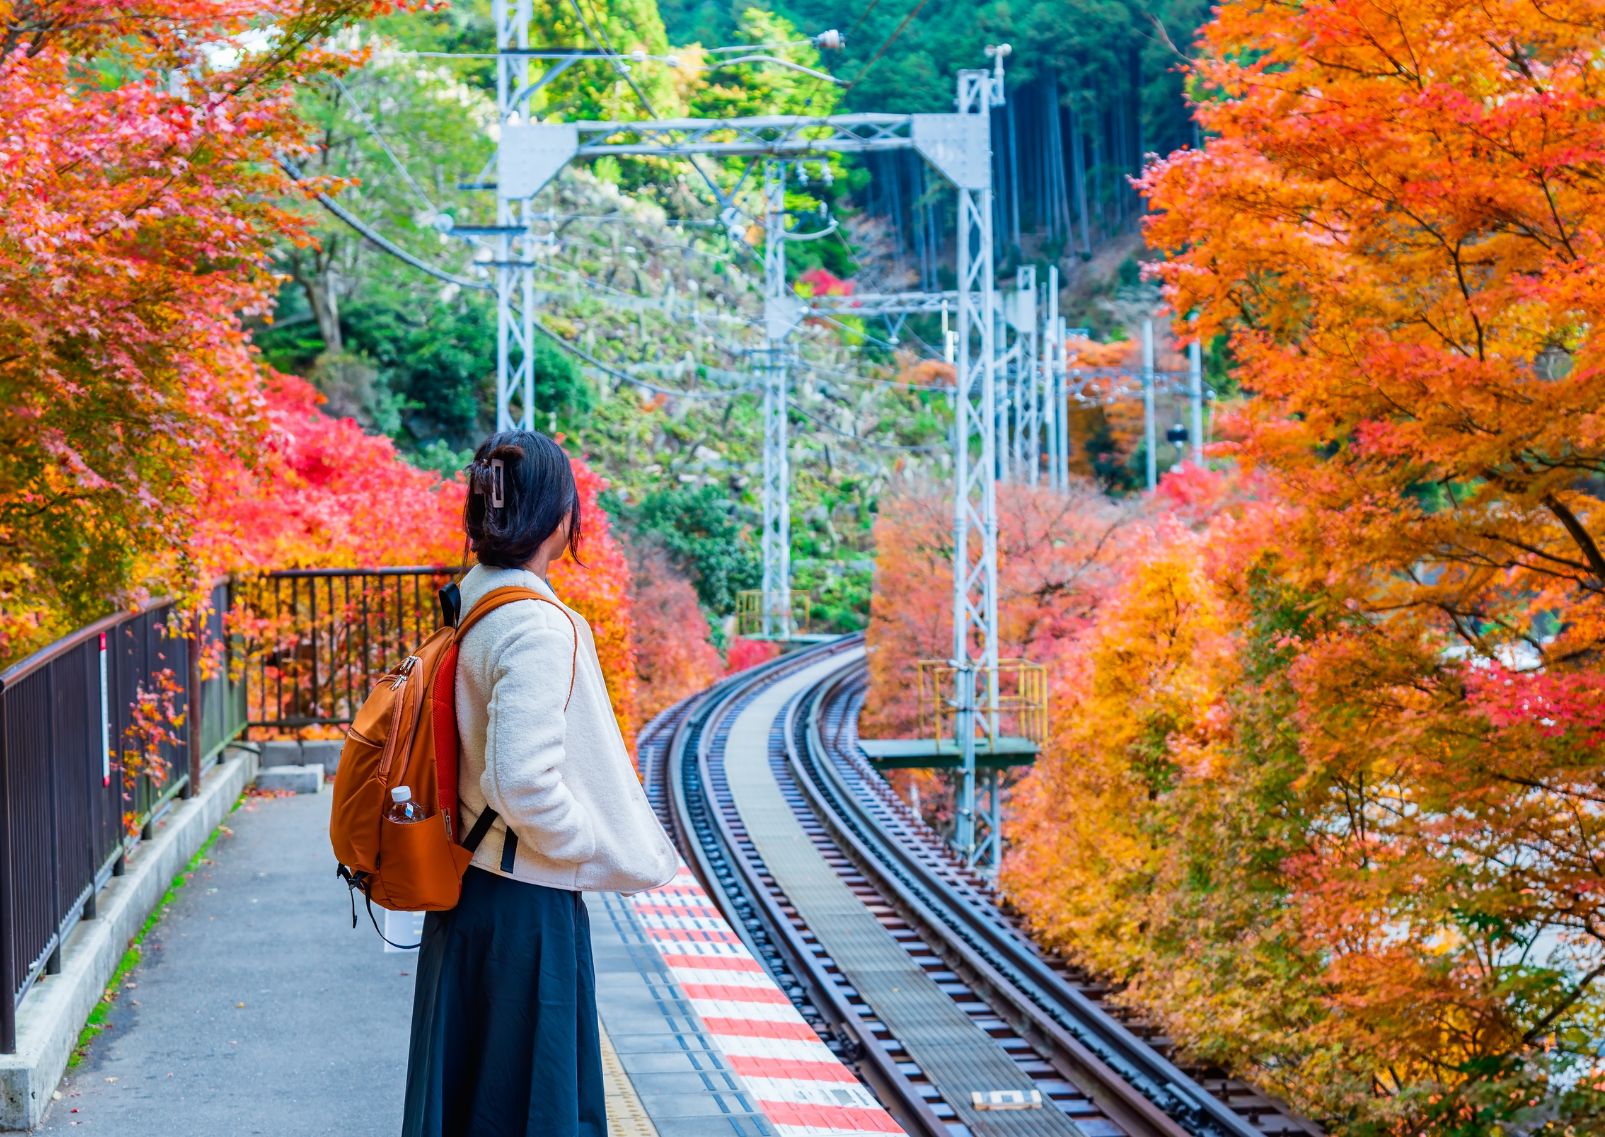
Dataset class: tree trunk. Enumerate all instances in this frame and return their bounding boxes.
[289,247,343,356]
[1070,98,1091,257]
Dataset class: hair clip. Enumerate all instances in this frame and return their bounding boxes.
[490,458,505,508]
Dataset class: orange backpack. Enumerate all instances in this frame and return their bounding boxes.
[329,584,576,942]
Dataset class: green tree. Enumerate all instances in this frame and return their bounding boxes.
[608,484,760,616]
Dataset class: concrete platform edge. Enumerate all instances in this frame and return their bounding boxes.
[0,746,259,1131]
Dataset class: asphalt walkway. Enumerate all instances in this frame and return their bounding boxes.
[38,791,413,1135]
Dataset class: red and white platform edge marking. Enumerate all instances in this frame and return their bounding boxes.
[628,865,906,1137]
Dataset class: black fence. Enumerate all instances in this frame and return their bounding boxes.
[0,580,244,1053]
[0,568,452,1052]
[244,567,455,729]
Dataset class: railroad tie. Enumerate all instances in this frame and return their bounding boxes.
[720,652,1085,1137]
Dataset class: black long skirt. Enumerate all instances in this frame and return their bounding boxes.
[402,867,605,1137]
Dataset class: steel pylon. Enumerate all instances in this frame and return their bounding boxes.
[759,160,795,638]
[950,64,1004,872]
[492,0,538,432]
[489,45,1011,868]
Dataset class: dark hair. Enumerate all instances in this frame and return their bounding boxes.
[463,430,584,568]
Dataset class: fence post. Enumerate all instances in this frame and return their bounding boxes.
[0,682,14,1054]
[184,608,203,800]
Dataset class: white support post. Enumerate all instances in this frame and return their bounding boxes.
[759,160,793,639]
[1056,315,1070,489]
[1013,267,1038,484]
[494,0,536,432]
[951,64,1003,873]
[1142,316,1157,492]
[1045,266,1066,490]
[1189,337,1204,466]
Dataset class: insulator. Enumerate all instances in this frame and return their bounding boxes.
[814,29,845,51]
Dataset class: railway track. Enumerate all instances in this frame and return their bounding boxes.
[639,636,1320,1137]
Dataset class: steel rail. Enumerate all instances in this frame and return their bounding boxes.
[660,636,951,1137]
[663,645,818,962]
[780,666,1196,1136]
[797,658,1322,1137]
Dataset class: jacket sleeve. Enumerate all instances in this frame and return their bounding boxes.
[480,622,596,863]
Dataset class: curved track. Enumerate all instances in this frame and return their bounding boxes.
[639,637,1320,1137]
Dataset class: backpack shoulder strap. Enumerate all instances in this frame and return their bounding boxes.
[453,585,579,711]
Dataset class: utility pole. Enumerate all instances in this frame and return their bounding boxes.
[1142,316,1157,491]
[1043,265,1065,490]
[493,0,536,432]
[993,268,1036,484]
[1008,267,1038,483]
[951,52,1006,871]
[490,48,1011,868]
[759,160,795,638]
[1189,337,1204,466]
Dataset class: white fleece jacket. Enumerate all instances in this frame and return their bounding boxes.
[453,564,679,894]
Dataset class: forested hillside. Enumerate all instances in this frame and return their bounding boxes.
[246,0,966,644]
[247,0,1200,647]
[660,0,1205,285]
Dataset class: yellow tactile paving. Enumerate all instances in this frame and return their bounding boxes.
[600,1022,659,1137]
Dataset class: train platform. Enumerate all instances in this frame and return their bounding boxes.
[32,784,900,1136]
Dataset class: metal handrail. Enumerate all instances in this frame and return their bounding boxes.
[1,580,244,1053]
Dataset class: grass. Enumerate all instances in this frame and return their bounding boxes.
[67,792,247,1069]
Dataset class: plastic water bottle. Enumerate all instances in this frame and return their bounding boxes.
[385,785,425,824]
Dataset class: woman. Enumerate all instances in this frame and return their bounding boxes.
[403,429,680,1137]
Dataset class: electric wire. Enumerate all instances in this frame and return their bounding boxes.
[533,260,762,338]
[804,363,953,392]
[305,150,1156,416]
[286,67,771,381]
[327,73,443,216]
[569,342,755,399]
[563,0,734,215]
[845,0,888,41]
[843,0,933,92]
[279,158,750,401]
[809,310,917,353]
[792,405,946,451]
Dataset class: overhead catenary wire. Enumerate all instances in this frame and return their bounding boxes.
[279,158,751,402]
[563,0,737,219]
[809,310,919,353]
[803,362,953,393]
[845,0,888,41]
[843,0,933,92]
[304,165,1171,417]
[327,73,442,216]
[792,405,946,452]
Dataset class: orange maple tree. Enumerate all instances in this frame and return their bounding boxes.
[0,2,671,741]
[861,481,1131,824]
[0,0,397,666]
[1000,0,1605,1130]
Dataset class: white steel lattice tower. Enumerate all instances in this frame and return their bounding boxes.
[493,0,536,431]
[1044,265,1069,490]
[759,160,794,638]
[486,48,1010,866]
[950,64,1003,868]
[1009,266,1039,483]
